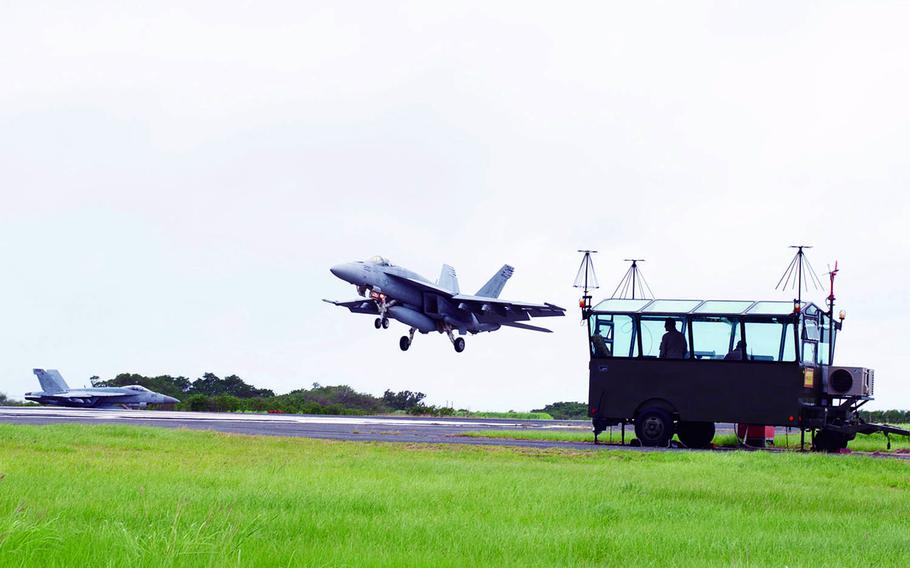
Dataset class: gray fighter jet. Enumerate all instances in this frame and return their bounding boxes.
[325,256,565,352]
[24,369,179,408]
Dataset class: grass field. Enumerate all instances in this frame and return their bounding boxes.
[460,426,910,452]
[1,424,909,567]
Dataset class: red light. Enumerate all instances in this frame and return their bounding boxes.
[788,415,794,422]
[579,299,586,308]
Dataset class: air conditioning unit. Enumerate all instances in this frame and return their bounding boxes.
[821,366,874,398]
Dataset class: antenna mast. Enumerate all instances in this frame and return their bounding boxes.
[611,259,654,300]
[574,250,599,318]
[775,245,823,308]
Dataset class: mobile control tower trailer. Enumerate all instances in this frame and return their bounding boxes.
[585,298,910,451]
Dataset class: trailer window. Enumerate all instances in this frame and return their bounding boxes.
[744,319,797,362]
[589,314,638,358]
[691,317,742,360]
[640,316,689,359]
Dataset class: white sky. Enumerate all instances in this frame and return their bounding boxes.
[1,2,908,410]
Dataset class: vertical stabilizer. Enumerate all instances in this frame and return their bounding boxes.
[476,265,514,298]
[33,369,69,394]
[438,264,460,294]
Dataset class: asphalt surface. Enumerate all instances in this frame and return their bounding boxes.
[0,406,602,449]
[1,407,905,458]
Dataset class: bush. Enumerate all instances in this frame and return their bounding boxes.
[531,402,588,420]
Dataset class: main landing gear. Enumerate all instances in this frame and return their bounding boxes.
[400,328,416,351]
[374,317,390,329]
[445,329,466,353]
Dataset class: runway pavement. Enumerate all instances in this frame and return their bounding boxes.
[2,407,900,458]
[0,406,601,449]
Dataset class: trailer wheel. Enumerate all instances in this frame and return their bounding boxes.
[677,421,715,448]
[813,429,852,452]
[634,408,674,447]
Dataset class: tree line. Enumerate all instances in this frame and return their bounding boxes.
[92,372,433,415]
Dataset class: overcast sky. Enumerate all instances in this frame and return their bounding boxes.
[1,2,908,410]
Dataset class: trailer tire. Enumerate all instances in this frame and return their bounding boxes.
[634,408,674,447]
[677,421,715,448]
[813,429,852,452]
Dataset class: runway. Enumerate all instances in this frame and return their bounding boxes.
[0,406,600,450]
[2,407,904,458]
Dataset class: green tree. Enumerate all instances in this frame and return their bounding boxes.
[531,402,588,420]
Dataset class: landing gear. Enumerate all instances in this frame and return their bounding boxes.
[445,328,466,353]
[399,328,416,352]
[381,317,390,329]
[374,317,390,329]
[374,318,382,329]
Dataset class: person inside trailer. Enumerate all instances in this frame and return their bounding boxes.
[591,333,612,357]
[724,340,746,360]
[659,317,687,359]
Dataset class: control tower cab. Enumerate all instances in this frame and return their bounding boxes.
[586,297,891,451]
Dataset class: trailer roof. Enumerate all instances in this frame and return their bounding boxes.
[591,298,820,316]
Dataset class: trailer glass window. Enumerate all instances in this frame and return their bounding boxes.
[640,316,689,359]
[744,319,797,362]
[589,314,638,358]
[691,317,742,360]
[818,317,832,364]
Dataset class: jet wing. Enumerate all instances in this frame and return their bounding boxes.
[501,322,554,333]
[58,391,122,398]
[452,295,566,318]
[322,299,379,315]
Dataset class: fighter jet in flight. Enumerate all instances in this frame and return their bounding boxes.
[25,369,179,408]
[325,256,565,352]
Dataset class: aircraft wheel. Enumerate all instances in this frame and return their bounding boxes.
[677,421,715,448]
[453,337,465,353]
[399,336,410,351]
[381,317,390,329]
[374,318,382,329]
[634,408,674,447]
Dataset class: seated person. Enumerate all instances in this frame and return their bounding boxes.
[659,318,688,359]
[591,334,612,358]
[724,340,746,360]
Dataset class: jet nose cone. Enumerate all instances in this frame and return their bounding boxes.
[163,396,179,404]
[330,263,357,283]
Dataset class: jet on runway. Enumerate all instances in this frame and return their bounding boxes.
[325,256,565,352]
[24,369,179,408]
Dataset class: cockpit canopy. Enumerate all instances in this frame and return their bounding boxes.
[124,385,150,392]
[367,255,391,266]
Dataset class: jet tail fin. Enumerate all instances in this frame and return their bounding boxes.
[438,264,460,294]
[476,265,514,298]
[33,369,69,394]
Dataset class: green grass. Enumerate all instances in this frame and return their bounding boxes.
[1,424,909,567]
[460,426,910,452]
